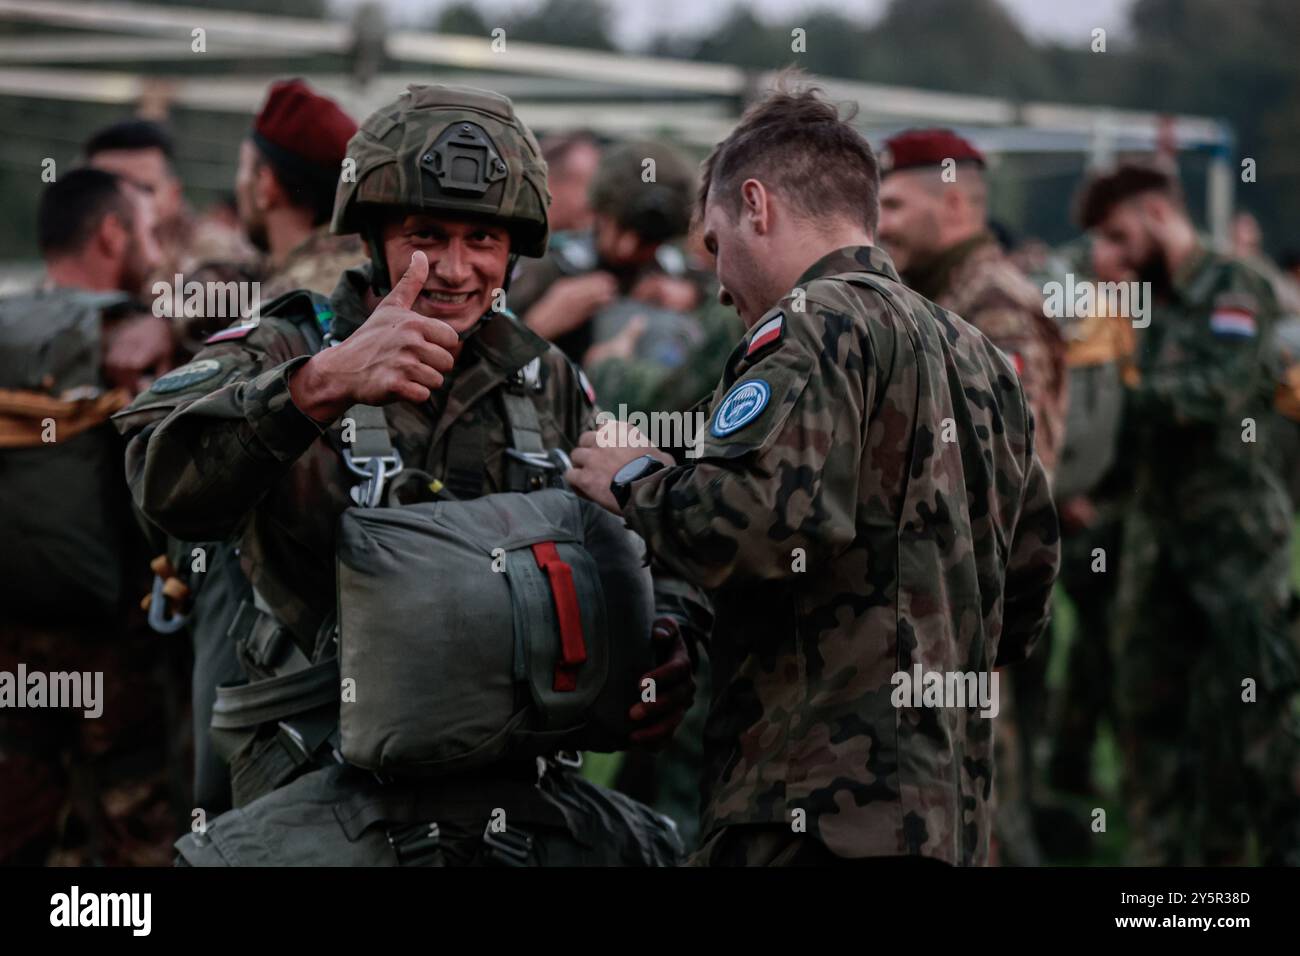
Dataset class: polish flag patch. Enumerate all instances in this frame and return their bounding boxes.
[205,320,259,344]
[746,313,784,357]
[578,368,596,404]
[1209,307,1257,338]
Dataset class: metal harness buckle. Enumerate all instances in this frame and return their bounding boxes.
[482,821,534,867]
[387,821,444,866]
[344,448,404,508]
[504,448,571,491]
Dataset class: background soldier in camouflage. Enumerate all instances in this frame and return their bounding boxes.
[1,169,183,865]
[1044,237,1136,819]
[510,140,701,363]
[1081,164,1300,865]
[878,129,1067,474]
[233,79,366,302]
[569,80,1060,866]
[539,129,602,234]
[115,84,701,866]
[878,128,1069,865]
[85,119,254,300]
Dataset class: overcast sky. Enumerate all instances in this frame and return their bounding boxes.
[336,0,1137,48]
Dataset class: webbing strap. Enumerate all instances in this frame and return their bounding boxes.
[530,541,587,691]
[345,404,394,459]
[442,413,486,499]
[500,389,545,455]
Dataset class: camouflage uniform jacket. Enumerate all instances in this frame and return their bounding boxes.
[259,226,367,302]
[620,245,1060,864]
[114,263,601,652]
[1124,245,1289,550]
[914,232,1068,478]
[508,231,693,362]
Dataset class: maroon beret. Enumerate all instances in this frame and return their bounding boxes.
[252,78,356,174]
[879,128,985,177]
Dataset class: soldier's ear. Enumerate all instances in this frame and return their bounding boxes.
[256,162,285,212]
[96,210,129,262]
[740,178,769,235]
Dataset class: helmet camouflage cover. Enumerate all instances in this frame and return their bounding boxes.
[588,140,696,243]
[332,83,551,259]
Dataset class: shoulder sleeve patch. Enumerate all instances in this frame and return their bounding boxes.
[1210,295,1258,338]
[577,367,596,405]
[744,312,785,359]
[204,319,260,344]
[710,378,770,436]
[149,358,225,394]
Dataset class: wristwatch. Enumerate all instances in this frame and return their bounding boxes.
[610,454,667,510]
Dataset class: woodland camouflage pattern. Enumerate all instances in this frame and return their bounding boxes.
[907,231,1068,476]
[331,84,550,259]
[1112,245,1300,865]
[621,245,1061,864]
[258,226,367,302]
[113,263,596,652]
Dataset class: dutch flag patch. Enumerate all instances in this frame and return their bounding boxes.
[1209,307,1257,338]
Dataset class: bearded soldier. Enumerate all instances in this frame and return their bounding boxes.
[1080,164,1300,865]
[115,84,704,866]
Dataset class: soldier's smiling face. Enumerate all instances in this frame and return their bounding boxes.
[381,212,511,334]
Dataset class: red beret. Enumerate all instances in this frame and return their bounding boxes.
[252,78,356,173]
[879,128,985,177]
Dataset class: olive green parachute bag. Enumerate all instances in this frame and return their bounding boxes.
[335,486,656,775]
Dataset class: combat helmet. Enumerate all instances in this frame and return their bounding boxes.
[588,140,696,243]
[332,83,551,294]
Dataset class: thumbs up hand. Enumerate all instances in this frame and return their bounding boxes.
[288,252,461,422]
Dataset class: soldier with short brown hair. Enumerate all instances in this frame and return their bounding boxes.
[568,78,1060,866]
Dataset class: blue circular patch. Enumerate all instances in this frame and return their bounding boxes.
[150,359,222,394]
[711,379,771,437]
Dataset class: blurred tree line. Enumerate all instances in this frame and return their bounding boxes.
[1,0,1297,259]
[434,0,1300,255]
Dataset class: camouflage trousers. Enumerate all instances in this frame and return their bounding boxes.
[0,622,188,866]
[1113,511,1300,866]
[689,825,954,867]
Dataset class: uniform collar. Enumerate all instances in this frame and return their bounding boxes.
[1169,241,1215,304]
[903,231,994,301]
[794,245,902,288]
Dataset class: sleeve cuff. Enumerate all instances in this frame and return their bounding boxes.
[244,355,329,463]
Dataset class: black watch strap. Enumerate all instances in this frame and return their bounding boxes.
[611,454,666,509]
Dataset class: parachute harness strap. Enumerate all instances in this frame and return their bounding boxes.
[343,403,403,508]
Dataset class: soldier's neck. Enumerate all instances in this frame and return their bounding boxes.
[264,208,316,269]
[44,257,121,295]
[1162,220,1200,278]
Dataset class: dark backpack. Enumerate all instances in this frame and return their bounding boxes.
[0,288,140,623]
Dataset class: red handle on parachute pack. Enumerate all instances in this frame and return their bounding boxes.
[530,541,587,691]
